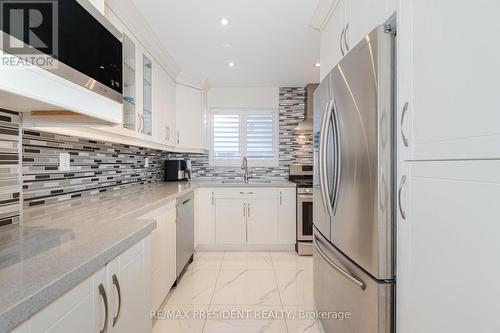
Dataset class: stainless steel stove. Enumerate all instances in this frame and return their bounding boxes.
[289,163,313,255]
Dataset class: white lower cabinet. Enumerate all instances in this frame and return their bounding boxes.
[28,268,105,333]
[12,237,151,333]
[215,198,247,244]
[278,188,297,244]
[148,203,177,311]
[107,239,151,333]
[198,187,296,247]
[246,198,278,244]
[397,160,500,333]
[196,188,216,245]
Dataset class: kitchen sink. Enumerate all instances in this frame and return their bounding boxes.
[248,180,272,184]
[219,180,272,184]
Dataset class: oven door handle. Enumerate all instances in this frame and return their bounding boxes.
[298,193,313,200]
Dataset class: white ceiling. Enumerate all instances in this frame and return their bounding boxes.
[131,0,320,87]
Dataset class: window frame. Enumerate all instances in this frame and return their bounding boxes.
[209,108,279,168]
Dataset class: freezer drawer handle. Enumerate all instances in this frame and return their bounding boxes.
[313,236,366,291]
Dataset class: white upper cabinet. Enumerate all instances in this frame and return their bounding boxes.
[396,0,413,162]
[176,83,203,150]
[319,0,391,80]
[406,0,500,160]
[153,62,176,146]
[347,0,387,48]
[320,0,347,80]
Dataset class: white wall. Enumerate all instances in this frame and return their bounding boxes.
[208,87,279,110]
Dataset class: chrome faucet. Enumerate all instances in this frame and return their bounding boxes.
[241,156,250,183]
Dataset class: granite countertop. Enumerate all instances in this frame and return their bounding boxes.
[0,182,196,333]
[0,179,295,332]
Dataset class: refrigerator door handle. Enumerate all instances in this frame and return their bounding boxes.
[319,99,334,217]
[330,99,342,215]
[314,234,366,291]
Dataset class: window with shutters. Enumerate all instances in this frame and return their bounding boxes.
[209,110,279,167]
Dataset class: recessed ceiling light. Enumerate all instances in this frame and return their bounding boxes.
[314,62,321,68]
[219,18,230,26]
[228,62,235,68]
[220,43,231,48]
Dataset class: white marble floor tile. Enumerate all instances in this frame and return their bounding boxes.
[212,269,281,306]
[194,251,226,260]
[271,252,313,271]
[153,305,208,333]
[203,305,288,333]
[221,252,274,270]
[188,252,225,270]
[167,269,219,305]
[275,269,314,305]
[283,306,326,333]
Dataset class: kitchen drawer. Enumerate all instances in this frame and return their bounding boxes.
[215,188,278,199]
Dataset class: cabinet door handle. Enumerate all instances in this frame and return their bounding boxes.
[98,283,109,333]
[401,102,410,147]
[398,175,407,220]
[279,192,282,205]
[243,203,246,217]
[112,274,122,327]
[340,27,346,56]
[211,192,214,205]
[247,204,250,217]
[177,130,180,144]
[344,23,350,52]
[247,192,254,195]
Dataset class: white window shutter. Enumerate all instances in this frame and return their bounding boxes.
[246,114,275,160]
[210,110,278,167]
[212,114,241,160]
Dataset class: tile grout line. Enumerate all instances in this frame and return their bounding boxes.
[270,252,290,333]
[201,251,226,333]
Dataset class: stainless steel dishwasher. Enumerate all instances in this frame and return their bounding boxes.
[176,192,194,279]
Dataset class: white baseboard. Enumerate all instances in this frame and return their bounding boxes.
[195,244,295,252]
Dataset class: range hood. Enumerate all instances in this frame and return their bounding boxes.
[293,84,319,133]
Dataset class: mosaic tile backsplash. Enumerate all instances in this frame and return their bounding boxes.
[167,87,313,180]
[0,86,312,214]
[22,130,163,208]
[0,110,21,227]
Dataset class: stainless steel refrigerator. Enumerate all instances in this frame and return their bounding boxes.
[313,25,395,333]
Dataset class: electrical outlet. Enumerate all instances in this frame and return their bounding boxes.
[59,152,70,171]
[145,157,150,168]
